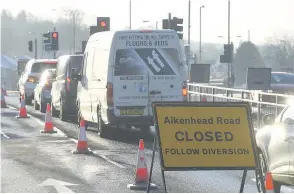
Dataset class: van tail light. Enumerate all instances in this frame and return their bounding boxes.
[106,82,113,106]
[27,76,38,83]
[66,77,71,92]
[45,81,51,90]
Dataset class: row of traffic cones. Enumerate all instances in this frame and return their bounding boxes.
[14,95,156,191]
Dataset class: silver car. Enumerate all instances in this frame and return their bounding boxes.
[18,59,58,105]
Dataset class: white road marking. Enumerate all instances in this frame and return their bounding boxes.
[39,178,77,193]
[1,132,10,139]
[69,138,78,144]
[98,154,126,169]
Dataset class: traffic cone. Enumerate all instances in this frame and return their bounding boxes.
[265,172,274,193]
[127,139,158,190]
[16,95,29,118]
[1,90,7,108]
[40,103,57,134]
[72,118,93,154]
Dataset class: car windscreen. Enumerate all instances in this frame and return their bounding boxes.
[31,62,57,73]
[69,56,83,73]
[114,48,180,76]
[271,74,294,84]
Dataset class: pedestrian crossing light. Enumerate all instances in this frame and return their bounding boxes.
[97,17,110,32]
[51,32,59,51]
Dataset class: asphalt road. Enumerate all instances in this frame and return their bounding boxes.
[2,95,294,193]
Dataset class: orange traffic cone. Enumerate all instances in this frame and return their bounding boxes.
[16,95,29,118]
[265,172,274,193]
[72,118,93,154]
[127,139,157,190]
[1,89,7,108]
[40,103,57,133]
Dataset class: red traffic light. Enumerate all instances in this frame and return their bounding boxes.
[100,21,107,27]
[52,32,58,38]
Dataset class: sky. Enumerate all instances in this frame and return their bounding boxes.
[1,0,294,45]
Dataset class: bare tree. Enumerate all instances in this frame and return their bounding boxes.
[263,36,294,72]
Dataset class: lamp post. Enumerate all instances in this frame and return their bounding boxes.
[199,5,205,63]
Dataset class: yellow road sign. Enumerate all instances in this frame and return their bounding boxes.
[153,102,257,170]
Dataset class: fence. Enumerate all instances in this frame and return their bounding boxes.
[187,83,294,129]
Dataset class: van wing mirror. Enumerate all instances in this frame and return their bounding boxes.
[262,114,275,126]
[71,68,82,81]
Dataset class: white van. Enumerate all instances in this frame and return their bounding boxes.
[75,29,188,137]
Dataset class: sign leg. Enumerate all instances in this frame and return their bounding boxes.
[239,170,247,193]
[161,169,167,193]
[147,137,156,193]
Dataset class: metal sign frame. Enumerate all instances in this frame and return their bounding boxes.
[147,101,265,193]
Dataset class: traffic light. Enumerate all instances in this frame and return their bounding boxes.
[171,17,183,39]
[162,19,169,29]
[96,17,110,32]
[28,40,33,52]
[51,32,59,50]
[220,43,234,63]
[43,32,51,44]
[82,41,87,53]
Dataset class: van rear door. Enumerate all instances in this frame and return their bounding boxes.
[112,31,184,117]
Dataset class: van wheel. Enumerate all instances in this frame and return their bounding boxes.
[97,108,108,138]
[34,99,40,110]
[51,102,58,117]
[59,100,67,121]
[40,98,46,113]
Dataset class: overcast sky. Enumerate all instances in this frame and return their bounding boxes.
[2,0,294,44]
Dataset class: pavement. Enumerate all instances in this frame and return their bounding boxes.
[2,94,294,193]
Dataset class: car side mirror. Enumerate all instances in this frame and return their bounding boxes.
[262,114,275,126]
[71,68,82,81]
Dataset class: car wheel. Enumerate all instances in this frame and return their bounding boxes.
[255,151,282,193]
[34,99,40,110]
[25,96,32,105]
[51,102,58,117]
[40,97,46,113]
[97,107,109,138]
[59,99,67,121]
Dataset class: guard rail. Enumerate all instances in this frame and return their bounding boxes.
[187,83,294,129]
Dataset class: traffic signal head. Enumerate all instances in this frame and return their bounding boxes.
[171,17,184,39]
[28,40,33,52]
[162,19,169,29]
[51,32,59,50]
[97,17,110,32]
[43,32,51,44]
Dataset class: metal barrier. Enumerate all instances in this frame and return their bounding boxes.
[188,83,294,129]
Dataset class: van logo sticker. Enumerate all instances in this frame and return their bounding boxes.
[134,49,176,75]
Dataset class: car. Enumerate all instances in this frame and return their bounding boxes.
[251,72,294,103]
[18,59,58,105]
[74,29,189,138]
[51,54,83,121]
[255,103,294,192]
[33,69,56,113]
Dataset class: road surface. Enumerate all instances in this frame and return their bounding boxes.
[2,95,294,193]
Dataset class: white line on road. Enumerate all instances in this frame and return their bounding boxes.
[98,154,126,169]
[1,132,10,139]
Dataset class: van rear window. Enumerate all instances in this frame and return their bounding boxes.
[31,62,57,73]
[114,48,180,76]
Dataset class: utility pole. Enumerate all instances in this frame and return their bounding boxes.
[41,33,44,59]
[129,0,132,29]
[227,0,231,88]
[168,13,172,29]
[188,0,191,45]
[34,38,38,59]
[156,22,158,29]
[73,13,76,54]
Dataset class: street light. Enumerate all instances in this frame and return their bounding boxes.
[199,5,205,63]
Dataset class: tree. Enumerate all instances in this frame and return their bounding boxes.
[233,41,265,86]
[262,36,294,72]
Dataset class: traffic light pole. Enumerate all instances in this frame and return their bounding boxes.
[53,27,57,59]
[168,13,171,29]
[34,38,37,59]
[227,0,231,88]
[188,0,191,45]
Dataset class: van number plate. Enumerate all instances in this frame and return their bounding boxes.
[120,109,144,116]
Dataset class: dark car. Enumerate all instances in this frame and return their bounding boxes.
[33,69,56,113]
[255,104,294,192]
[51,54,83,121]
